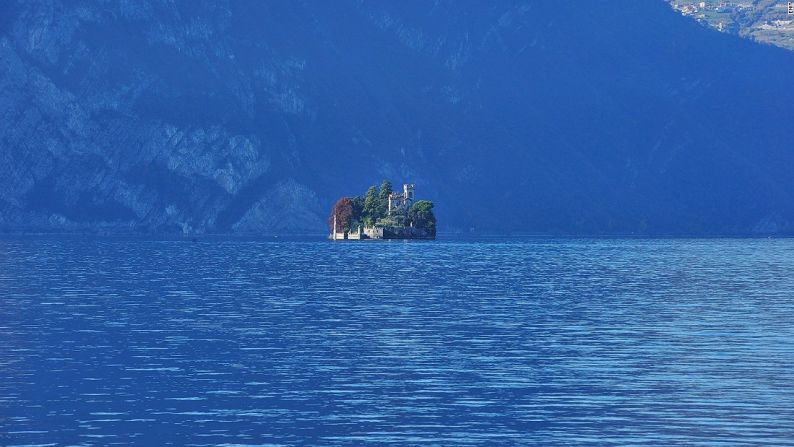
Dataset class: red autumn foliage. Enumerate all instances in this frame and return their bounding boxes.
[328,197,353,233]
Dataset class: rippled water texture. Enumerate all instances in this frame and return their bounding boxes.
[2,237,794,445]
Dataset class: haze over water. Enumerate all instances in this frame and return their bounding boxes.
[2,237,794,445]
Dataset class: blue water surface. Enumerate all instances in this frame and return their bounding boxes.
[1,236,794,446]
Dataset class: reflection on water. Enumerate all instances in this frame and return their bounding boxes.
[1,237,794,445]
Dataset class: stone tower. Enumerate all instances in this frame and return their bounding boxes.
[388,183,415,215]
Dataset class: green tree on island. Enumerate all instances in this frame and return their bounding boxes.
[407,200,436,236]
[350,195,364,229]
[362,185,379,225]
[377,180,392,218]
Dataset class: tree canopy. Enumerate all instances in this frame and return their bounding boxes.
[407,200,436,236]
[328,197,353,233]
[362,186,379,225]
[377,180,392,217]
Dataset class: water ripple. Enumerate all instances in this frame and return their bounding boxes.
[1,237,794,445]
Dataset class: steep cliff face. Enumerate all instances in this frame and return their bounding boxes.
[1,1,793,234]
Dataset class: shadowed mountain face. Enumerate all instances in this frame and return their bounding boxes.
[1,1,793,235]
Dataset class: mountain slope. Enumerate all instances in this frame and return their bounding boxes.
[1,1,793,235]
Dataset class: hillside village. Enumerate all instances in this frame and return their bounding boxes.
[668,1,794,51]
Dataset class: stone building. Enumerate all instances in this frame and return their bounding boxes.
[388,183,415,215]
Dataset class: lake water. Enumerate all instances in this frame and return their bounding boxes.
[2,237,794,445]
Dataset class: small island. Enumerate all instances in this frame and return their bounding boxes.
[328,181,436,240]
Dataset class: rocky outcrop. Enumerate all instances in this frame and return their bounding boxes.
[233,180,323,233]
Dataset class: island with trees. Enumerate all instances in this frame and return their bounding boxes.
[328,181,436,240]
